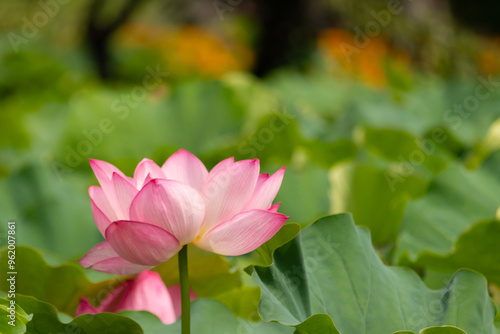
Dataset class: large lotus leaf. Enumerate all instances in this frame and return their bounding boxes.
[293,314,340,334]
[253,214,496,334]
[394,155,500,264]
[400,218,500,286]
[329,161,428,245]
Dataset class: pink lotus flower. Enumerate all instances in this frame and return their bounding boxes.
[75,270,195,324]
[79,149,288,274]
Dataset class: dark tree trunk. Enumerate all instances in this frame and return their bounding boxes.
[448,0,500,35]
[85,0,143,80]
[252,0,319,77]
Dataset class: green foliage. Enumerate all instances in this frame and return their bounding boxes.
[0,166,101,259]
[253,214,496,333]
[330,161,428,244]
[393,326,468,334]
[276,159,331,226]
[294,314,340,334]
[1,44,500,333]
[395,153,500,270]
[0,246,115,315]
[123,299,294,334]
[14,294,144,334]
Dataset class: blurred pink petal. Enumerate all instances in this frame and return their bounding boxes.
[195,209,288,255]
[96,280,133,312]
[130,179,205,244]
[117,271,177,324]
[105,220,181,266]
[75,296,99,316]
[75,270,192,325]
[162,149,208,191]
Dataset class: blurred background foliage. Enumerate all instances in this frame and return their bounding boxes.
[1,0,500,321]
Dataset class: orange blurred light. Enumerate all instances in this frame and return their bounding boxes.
[117,23,253,78]
[318,28,411,87]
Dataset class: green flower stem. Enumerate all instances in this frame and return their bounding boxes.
[178,245,190,334]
